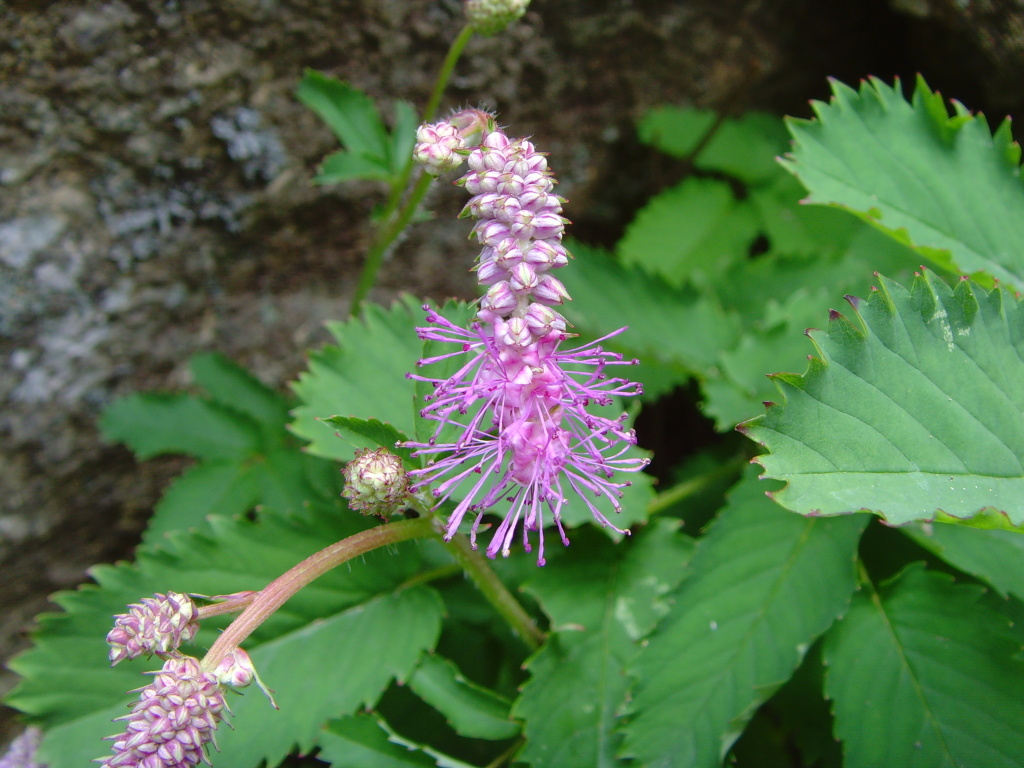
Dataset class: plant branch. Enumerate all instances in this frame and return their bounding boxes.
[201,517,436,670]
[440,529,544,651]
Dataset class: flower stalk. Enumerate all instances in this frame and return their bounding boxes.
[201,517,436,670]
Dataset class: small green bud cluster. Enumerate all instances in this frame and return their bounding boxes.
[342,448,409,518]
[465,0,529,36]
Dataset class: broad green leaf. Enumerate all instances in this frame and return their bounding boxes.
[100,393,262,461]
[638,107,789,184]
[783,76,1024,287]
[824,565,1024,768]
[317,149,393,184]
[559,241,740,377]
[902,522,1024,601]
[389,100,419,176]
[6,506,436,768]
[319,714,477,768]
[291,297,426,462]
[618,178,759,287]
[407,654,518,741]
[746,173,862,259]
[189,352,291,438]
[513,519,694,767]
[701,219,928,430]
[255,445,340,513]
[620,469,866,768]
[741,271,1024,526]
[296,70,390,166]
[321,416,416,467]
[143,460,261,543]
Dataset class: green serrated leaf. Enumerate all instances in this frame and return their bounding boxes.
[741,271,1024,526]
[618,178,759,287]
[319,714,478,768]
[291,297,427,462]
[559,241,740,377]
[321,416,416,466]
[100,392,263,461]
[407,654,518,741]
[638,107,789,184]
[389,100,419,177]
[143,460,261,543]
[189,352,291,438]
[297,70,390,165]
[513,519,694,767]
[902,522,1024,601]
[6,506,435,768]
[256,445,340,514]
[824,564,1024,768]
[620,469,866,768]
[215,586,443,768]
[783,76,1024,287]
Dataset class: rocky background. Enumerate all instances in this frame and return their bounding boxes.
[3,0,1024,747]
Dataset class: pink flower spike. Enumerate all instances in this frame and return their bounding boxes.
[404,120,648,564]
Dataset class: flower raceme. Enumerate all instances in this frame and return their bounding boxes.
[407,114,648,565]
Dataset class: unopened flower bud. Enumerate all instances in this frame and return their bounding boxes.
[211,647,256,689]
[479,281,518,320]
[533,274,571,305]
[107,592,199,665]
[524,304,566,336]
[509,262,539,294]
[414,121,465,176]
[496,317,532,348]
[525,240,568,271]
[342,448,409,518]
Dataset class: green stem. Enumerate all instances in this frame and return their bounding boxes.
[646,453,747,516]
[349,169,435,316]
[440,530,544,651]
[422,25,475,124]
[201,517,435,670]
[348,24,475,317]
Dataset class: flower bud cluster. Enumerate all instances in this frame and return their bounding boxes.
[462,132,570,325]
[101,655,226,768]
[465,0,530,36]
[413,122,466,177]
[342,448,409,518]
[107,592,199,666]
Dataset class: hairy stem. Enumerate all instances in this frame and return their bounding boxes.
[201,517,435,670]
[441,531,544,651]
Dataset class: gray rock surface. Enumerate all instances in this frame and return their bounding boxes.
[2,0,1023,747]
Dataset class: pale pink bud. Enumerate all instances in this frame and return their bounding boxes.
[476,257,506,285]
[509,262,539,294]
[211,648,256,689]
[496,317,532,348]
[479,281,518,320]
[524,304,566,336]
[525,240,568,271]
